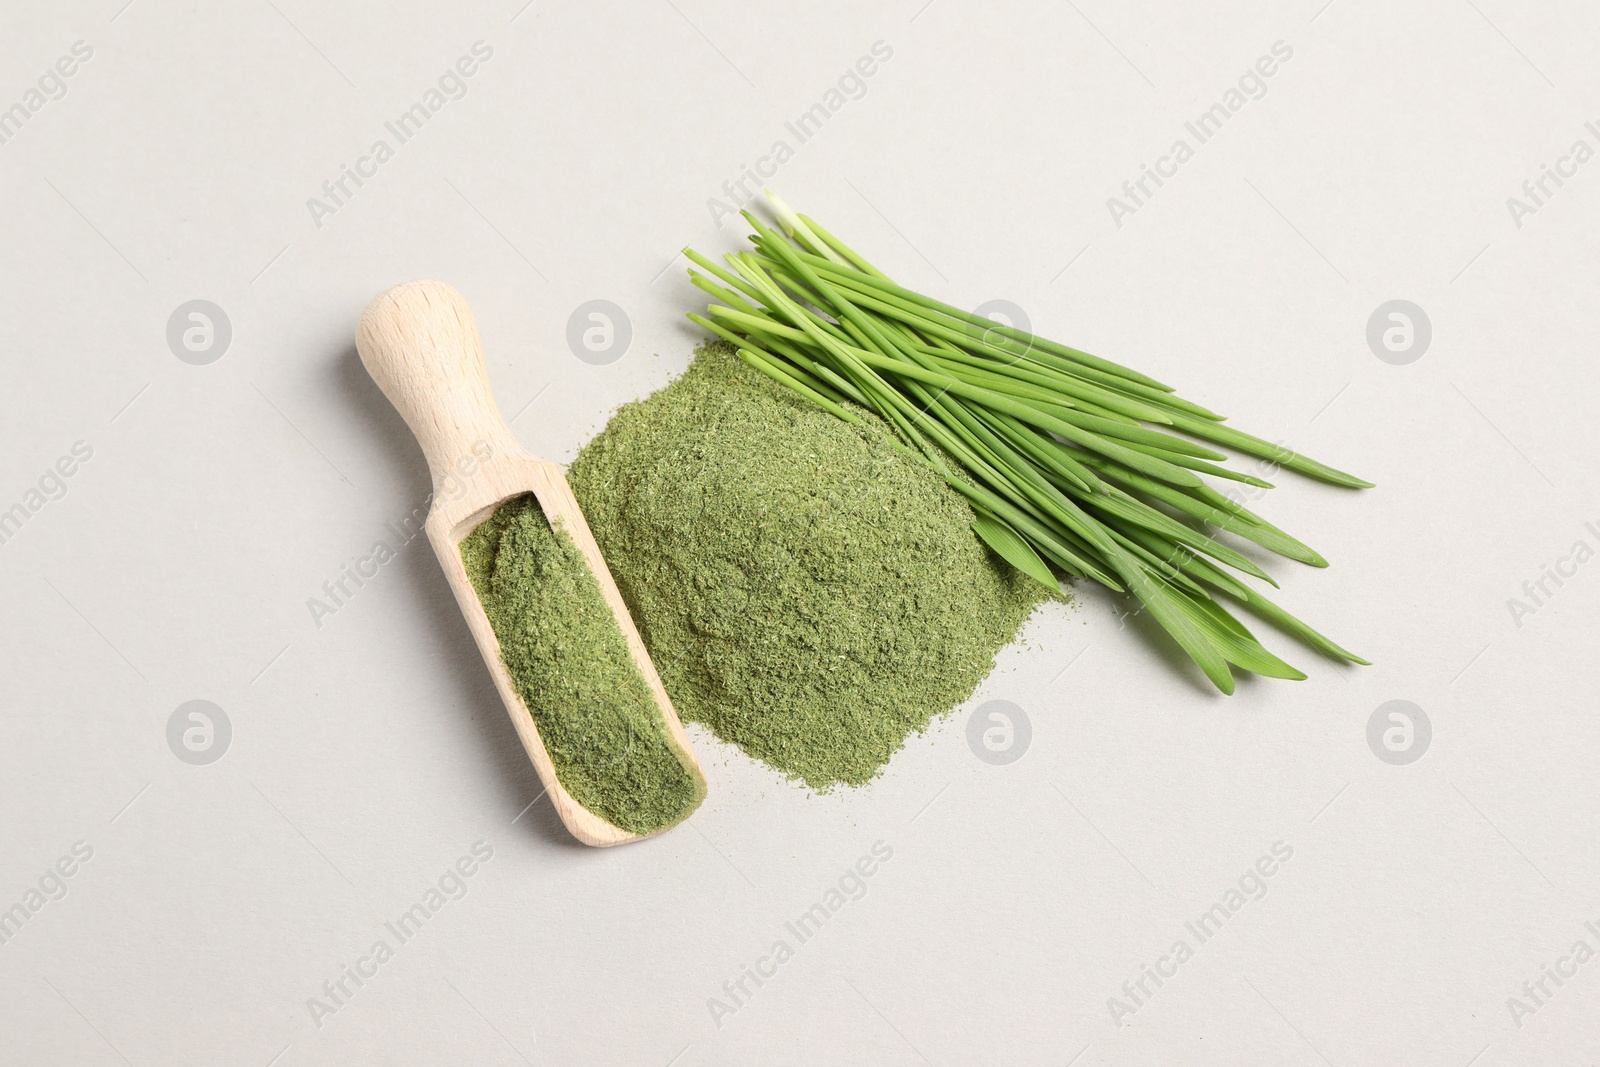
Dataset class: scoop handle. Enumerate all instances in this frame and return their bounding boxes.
[356,280,527,492]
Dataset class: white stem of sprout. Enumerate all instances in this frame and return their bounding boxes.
[764,188,848,267]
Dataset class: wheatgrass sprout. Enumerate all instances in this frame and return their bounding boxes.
[684,192,1371,693]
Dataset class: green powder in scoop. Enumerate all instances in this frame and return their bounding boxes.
[569,342,1051,789]
[460,496,703,834]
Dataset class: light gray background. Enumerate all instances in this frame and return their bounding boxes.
[2,0,1596,1064]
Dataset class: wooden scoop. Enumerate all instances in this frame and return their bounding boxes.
[355,279,706,847]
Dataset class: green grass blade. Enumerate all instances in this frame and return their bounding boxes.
[971,512,1059,591]
[1166,412,1373,488]
[1222,587,1371,665]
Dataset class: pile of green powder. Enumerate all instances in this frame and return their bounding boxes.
[460,496,704,834]
[568,342,1050,789]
